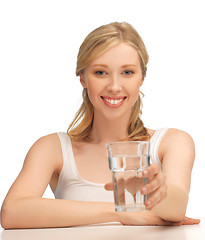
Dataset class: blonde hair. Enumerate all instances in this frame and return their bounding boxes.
[67,22,150,142]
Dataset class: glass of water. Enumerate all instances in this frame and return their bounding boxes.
[106,141,150,212]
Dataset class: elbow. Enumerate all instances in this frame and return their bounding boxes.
[152,203,186,223]
[1,201,17,230]
[1,218,12,230]
[1,206,11,229]
[161,211,186,223]
[158,201,187,223]
[151,185,188,223]
[165,190,188,222]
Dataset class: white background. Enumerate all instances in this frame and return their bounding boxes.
[0,0,204,221]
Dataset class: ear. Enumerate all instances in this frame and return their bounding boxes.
[80,73,87,88]
[140,77,144,87]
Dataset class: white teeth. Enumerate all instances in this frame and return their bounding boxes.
[103,98,124,105]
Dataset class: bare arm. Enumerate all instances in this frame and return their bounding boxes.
[1,198,117,229]
[0,134,116,229]
[1,130,198,229]
[105,128,198,224]
[150,129,195,221]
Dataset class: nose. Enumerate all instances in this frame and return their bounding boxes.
[106,74,122,92]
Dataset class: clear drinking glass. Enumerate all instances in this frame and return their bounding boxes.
[106,141,150,212]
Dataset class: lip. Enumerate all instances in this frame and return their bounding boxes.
[101,96,127,108]
[101,96,126,100]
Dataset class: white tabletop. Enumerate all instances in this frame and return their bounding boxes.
[1,218,204,240]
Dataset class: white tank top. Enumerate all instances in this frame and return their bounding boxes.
[54,128,168,202]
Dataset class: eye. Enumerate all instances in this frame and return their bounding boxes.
[95,71,106,76]
[123,70,134,75]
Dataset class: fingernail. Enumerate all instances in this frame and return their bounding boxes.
[143,170,148,177]
[141,187,147,194]
[146,200,152,208]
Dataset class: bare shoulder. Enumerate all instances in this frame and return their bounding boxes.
[160,128,195,163]
[163,128,194,146]
[25,133,62,171]
[2,133,63,203]
[30,133,61,150]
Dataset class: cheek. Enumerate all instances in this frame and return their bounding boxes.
[130,90,140,102]
[129,82,141,96]
[86,81,101,104]
[87,89,95,104]
[128,85,141,105]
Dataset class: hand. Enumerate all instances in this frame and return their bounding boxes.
[104,172,145,205]
[175,216,200,226]
[117,211,200,226]
[140,163,167,209]
[105,163,167,209]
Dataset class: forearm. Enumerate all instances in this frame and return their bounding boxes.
[150,185,188,222]
[1,197,117,229]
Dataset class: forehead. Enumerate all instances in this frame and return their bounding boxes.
[89,43,141,67]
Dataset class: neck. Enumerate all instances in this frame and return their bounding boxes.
[90,112,131,144]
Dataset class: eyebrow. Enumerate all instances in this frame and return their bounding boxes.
[91,64,137,68]
[121,64,137,68]
[91,64,109,68]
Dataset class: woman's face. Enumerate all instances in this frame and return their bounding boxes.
[80,43,144,121]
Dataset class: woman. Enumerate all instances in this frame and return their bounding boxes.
[0,22,200,229]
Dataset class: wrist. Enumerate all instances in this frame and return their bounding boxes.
[103,203,120,223]
[150,185,188,222]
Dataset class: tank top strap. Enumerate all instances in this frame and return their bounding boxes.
[55,132,79,198]
[57,132,72,169]
[150,128,169,167]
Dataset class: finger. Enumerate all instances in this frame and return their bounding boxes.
[170,221,183,226]
[142,164,161,179]
[182,217,200,225]
[171,217,201,226]
[143,212,182,226]
[144,184,167,209]
[141,172,166,195]
[155,217,200,226]
[104,182,113,191]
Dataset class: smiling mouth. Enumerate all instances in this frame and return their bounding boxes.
[101,96,127,105]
